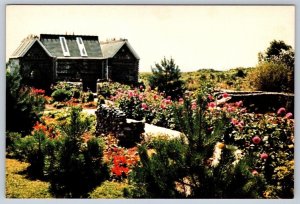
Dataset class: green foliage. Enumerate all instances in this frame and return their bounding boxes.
[51,89,72,102]
[149,57,185,99]
[89,181,129,198]
[48,107,109,198]
[247,62,292,92]
[6,64,45,134]
[129,139,187,198]
[129,89,266,198]
[255,40,294,92]
[6,132,22,157]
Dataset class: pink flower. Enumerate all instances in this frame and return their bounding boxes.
[165,99,172,105]
[222,92,229,98]
[260,153,268,160]
[277,107,286,116]
[252,136,261,144]
[208,94,214,101]
[191,101,197,110]
[208,102,216,109]
[235,101,243,107]
[140,85,144,90]
[139,94,144,101]
[252,170,259,176]
[141,103,148,110]
[285,112,293,119]
[178,98,184,104]
[231,118,239,126]
[160,104,166,109]
[167,96,171,100]
[128,91,134,98]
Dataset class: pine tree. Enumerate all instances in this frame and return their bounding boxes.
[148,57,185,100]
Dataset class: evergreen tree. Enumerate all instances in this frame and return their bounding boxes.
[148,57,185,100]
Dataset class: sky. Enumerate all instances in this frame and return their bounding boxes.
[6,5,295,72]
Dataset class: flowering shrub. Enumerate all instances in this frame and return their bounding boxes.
[111,87,178,129]
[103,135,139,180]
[128,87,294,198]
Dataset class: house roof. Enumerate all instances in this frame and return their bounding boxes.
[100,39,140,60]
[39,34,104,58]
[11,35,52,58]
[11,34,139,60]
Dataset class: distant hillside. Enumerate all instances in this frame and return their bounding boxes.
[139,67,255,91]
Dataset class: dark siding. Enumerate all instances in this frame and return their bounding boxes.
[19,42,53,91]
[56,59,105,91]
[109,45,139,84]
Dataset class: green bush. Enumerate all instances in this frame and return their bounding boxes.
[247,62,292,92]
[48,107,109,198]
[148,57,185,100]
[6,64,45,134]
[51,89,72,102]
[89,181,129,198]
[6,132,22,157]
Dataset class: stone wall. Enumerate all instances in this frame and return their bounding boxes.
[96,104,145,147]
[216,90,294,113]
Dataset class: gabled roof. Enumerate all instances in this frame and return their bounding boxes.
[100,39,140,60]
[11,35,52,58]
[39,34,103,58]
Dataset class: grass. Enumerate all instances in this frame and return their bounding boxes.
[6,158,128,198]
[6,158,52,198]
[89,181,129,198]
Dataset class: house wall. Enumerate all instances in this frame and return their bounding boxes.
[108,45,139,84]
[56,59,105,91]
[19,42,54,91]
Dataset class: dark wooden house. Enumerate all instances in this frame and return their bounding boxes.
[9,34,140,91]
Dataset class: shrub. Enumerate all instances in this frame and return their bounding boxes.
[148,57,185,100]
[89,181,129,198]
[48,107,109,198]
[6,64,46,134]
[247,62,292,92]
[6,132,22,157]
[51,89,72,102]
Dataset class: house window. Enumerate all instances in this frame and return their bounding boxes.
[76,37,88,57]
[59,37,70,56]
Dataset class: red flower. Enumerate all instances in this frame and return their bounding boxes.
[160,104,166,109]
[285,112,293,119]
[252,136,261,144]
[153,95,159,100]
[260,153,268,160]
[208,94,214,101]
[222,92,229,98]
[277,107,286,116]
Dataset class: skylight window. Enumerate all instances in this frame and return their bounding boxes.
[76,37,88,57]
[59,37,70,56]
